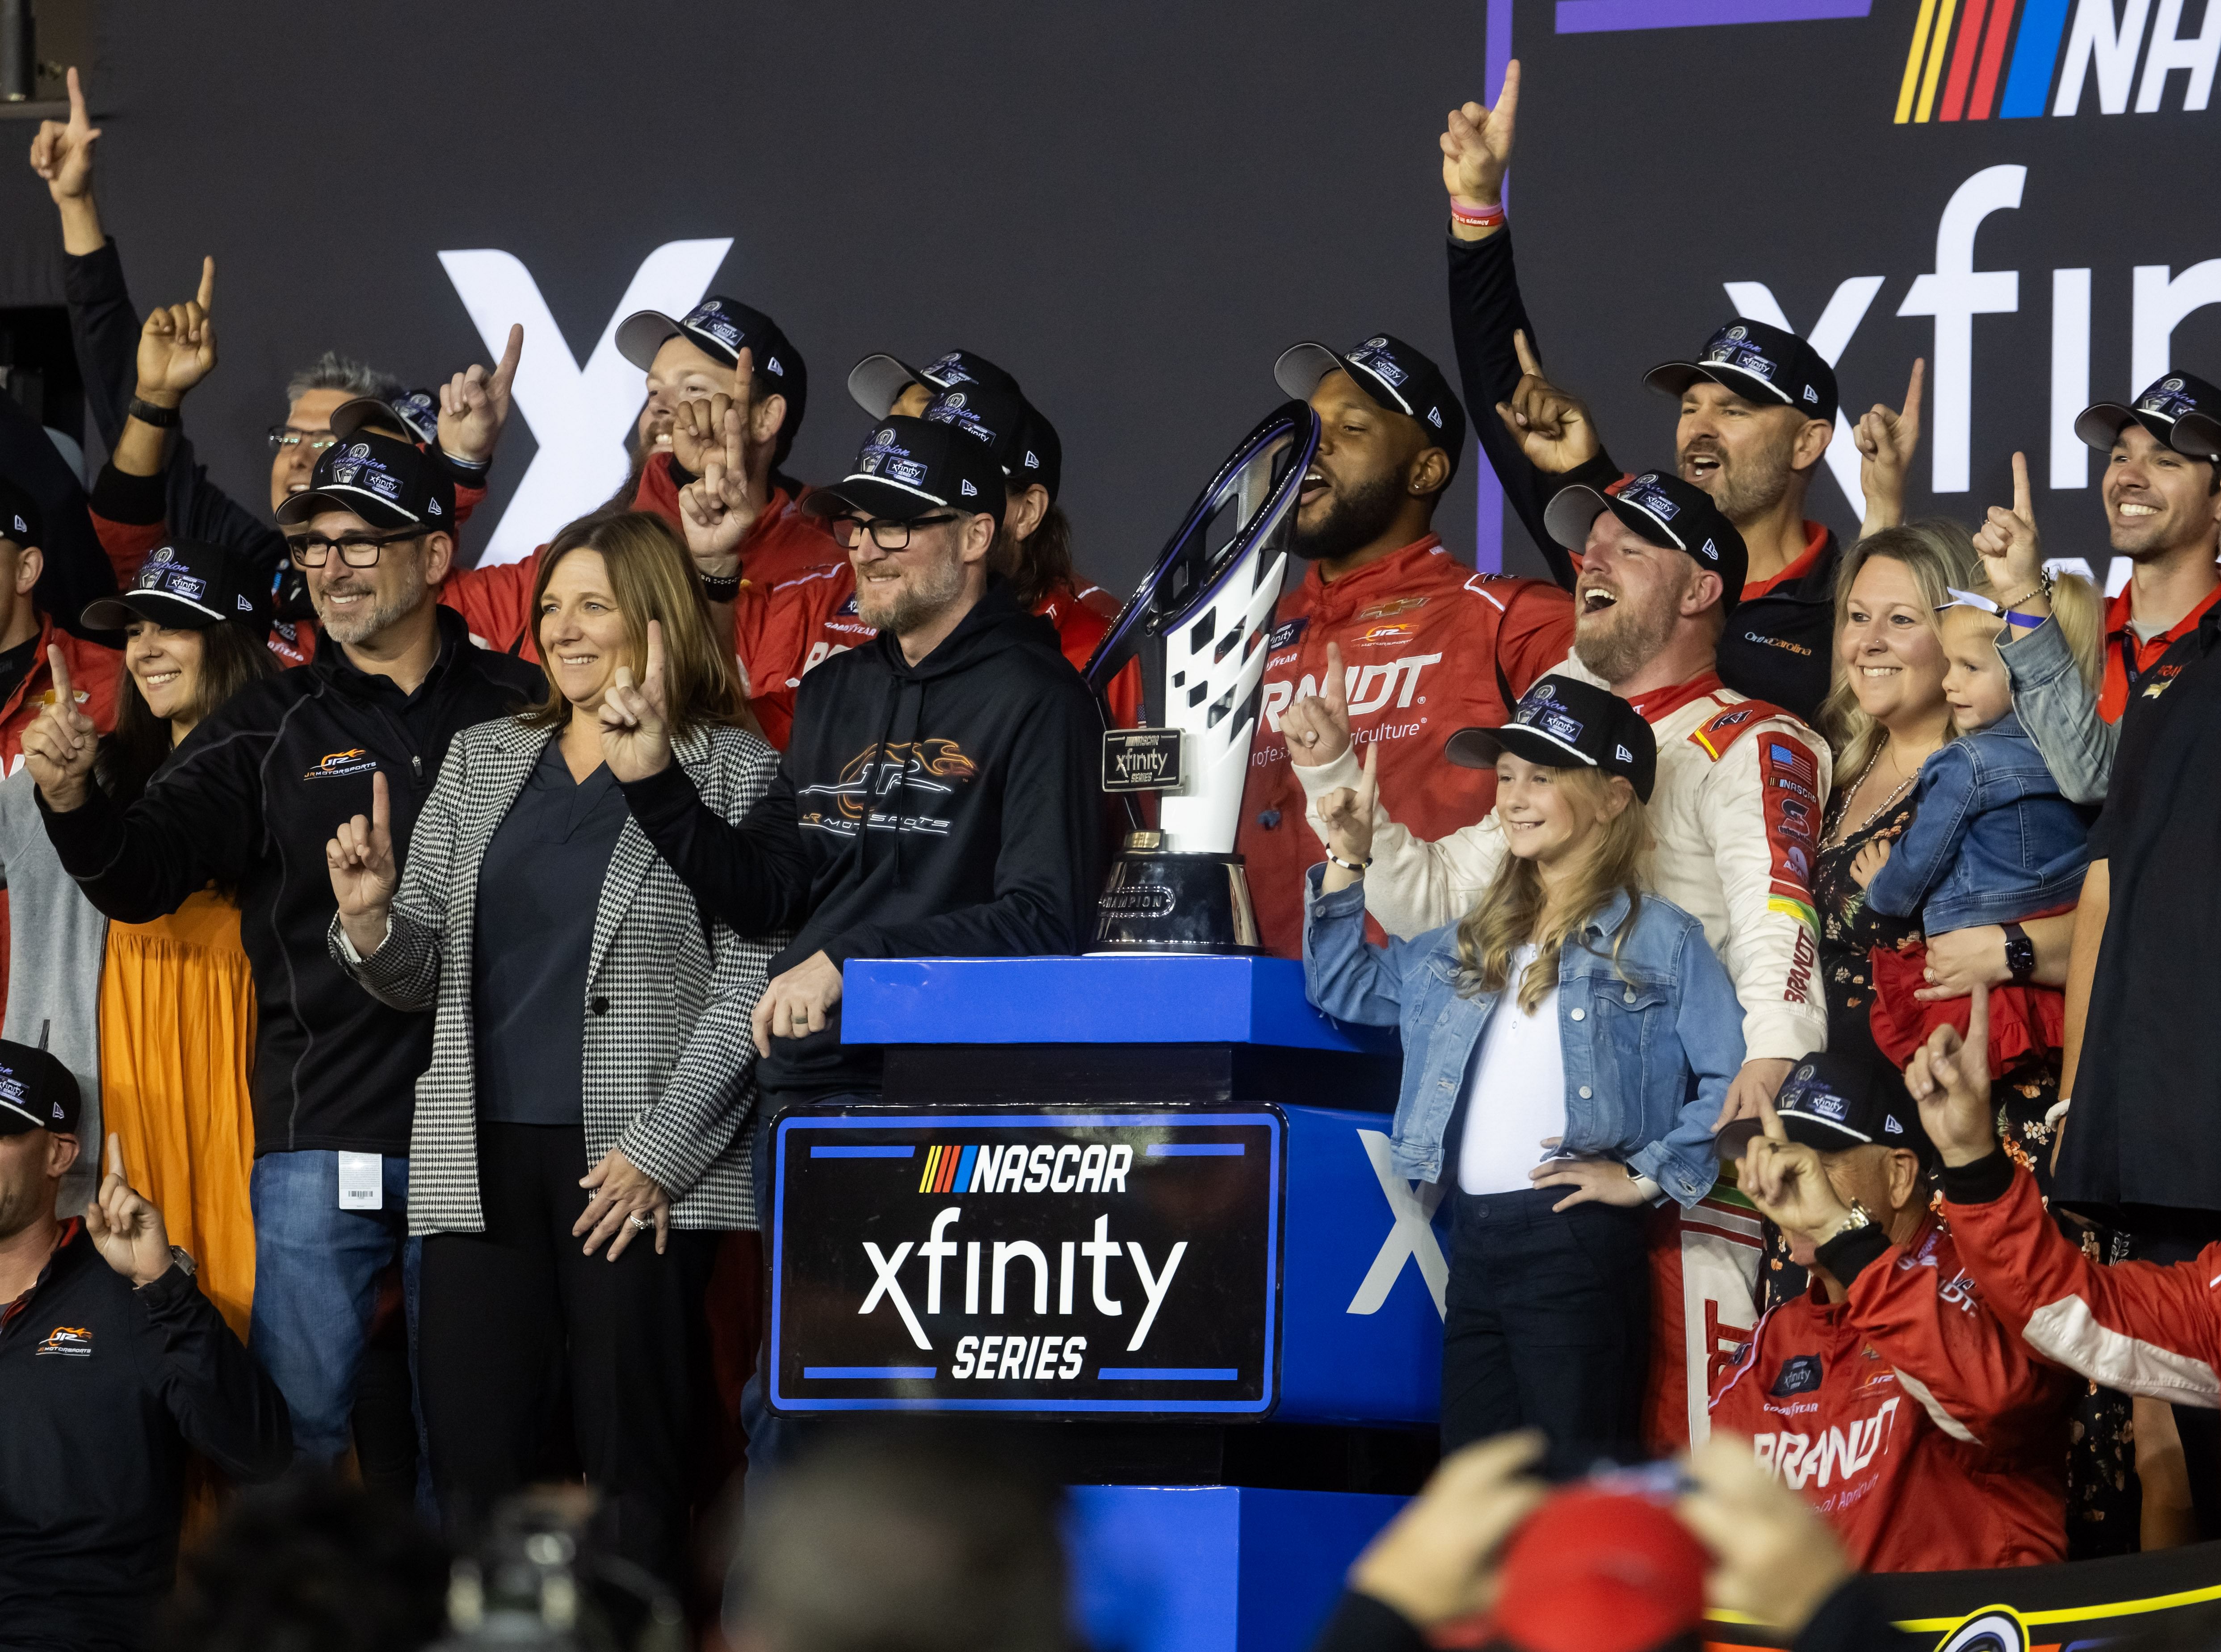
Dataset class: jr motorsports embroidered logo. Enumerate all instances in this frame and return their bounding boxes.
[37,1325,92,1358]
[303,748,377,780]
[797,740,978,838]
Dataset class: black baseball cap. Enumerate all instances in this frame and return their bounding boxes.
[1545,470,1749,610]
[802,416,1007,524]
[330,388,441,447]
[616,293,805,420]
[1444,674,1658,802]
[0,1038,80,1137]
[1275,333,1467,480]
[0,475,41,551]
[82,538,271,633]
[1644,319,1838,427]
[920,378,1064,503]
[2075,370,2221,463]
[1715,1046,1933,1164]
[274,431,457,532]
[849,348,1024,420]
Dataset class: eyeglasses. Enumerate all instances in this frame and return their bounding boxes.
[287,528,422,568]
[830,513,960,551]
[268,425,341,457]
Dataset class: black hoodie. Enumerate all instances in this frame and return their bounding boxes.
[621,581,1105,1099]
[40,605,542,1156]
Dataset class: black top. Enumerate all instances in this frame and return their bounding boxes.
[1444,229,1839,725]
[2059,604,2221,1226]
[39,605,544,1157]
[0,1223,292,1651]
[620,582,1105,1101]
[473,741,630,1126]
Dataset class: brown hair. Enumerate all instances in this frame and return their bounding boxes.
[1454,766,1652,1013]
[1821,520,1981,779]
[519,510,754,740]
[994,498,1076,611]
[97,619,280,809]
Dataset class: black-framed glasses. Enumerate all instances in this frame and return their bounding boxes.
[829,512,960,551]
[287,527,422,568]
[267,425,340,456]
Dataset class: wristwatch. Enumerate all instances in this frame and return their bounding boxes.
[134,1245,196,1290]
[2003,922,2036,984]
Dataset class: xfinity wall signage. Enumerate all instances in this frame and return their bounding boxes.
[768,1109,1282,1416]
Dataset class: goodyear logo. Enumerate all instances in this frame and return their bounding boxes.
[1896,0,2221,123]
[918,1142,1133,1195]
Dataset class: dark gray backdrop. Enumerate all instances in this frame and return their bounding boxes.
[6,0,2218,593]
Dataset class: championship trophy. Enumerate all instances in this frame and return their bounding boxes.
[1083,401,1320,953]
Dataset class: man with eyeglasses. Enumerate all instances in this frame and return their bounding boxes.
[601,414,1105,1475]
[29,430,541,1470]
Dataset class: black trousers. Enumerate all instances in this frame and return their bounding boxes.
[1440,1187,1649,1465]
[417,1123,717,1585]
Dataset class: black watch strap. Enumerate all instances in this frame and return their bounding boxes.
[2003,921,2036,984]
[699,569,742,602]
[128,396,182,429]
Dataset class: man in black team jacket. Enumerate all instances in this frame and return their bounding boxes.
[1435,64,1921,727]
[603,414,1103,1472]
[25,433,539,1467]
[0,1039,290,1652]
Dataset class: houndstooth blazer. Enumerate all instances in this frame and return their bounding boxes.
[328,715,784,1236]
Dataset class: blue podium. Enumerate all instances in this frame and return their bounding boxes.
[766,956,1447,1652]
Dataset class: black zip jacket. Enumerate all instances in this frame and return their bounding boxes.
[1447,229,1838,725]
[40,606,542,1156]
[0,1223,292,1651]
[621,581,1105,1100]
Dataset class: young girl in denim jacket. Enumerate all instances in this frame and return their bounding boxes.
[1856,574,2101,1080]
[1302,676,1744,1457]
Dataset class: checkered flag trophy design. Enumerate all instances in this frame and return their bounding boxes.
[1083,401,1320,951]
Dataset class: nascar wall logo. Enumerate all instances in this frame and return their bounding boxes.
[768,1110,1281,1417]
[1896,0,2221,122]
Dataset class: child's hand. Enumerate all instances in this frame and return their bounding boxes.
[1849,838,1890,888]
[1317,740,1379,867]
[1529,1140,1649,1212]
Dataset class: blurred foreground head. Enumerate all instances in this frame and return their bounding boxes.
[726,1432,1070,1652]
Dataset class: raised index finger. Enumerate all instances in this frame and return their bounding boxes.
[1965,980,1990,1063]
[1323,640,1348,711]
[197,255,215,312]
[491,323,524,396]
[645,617,666,689]
[1512,328,1542,380]
[67,65,89,129]
[46,645,73,707]
[2011,450,2032,521]
[1490,59,1521,131]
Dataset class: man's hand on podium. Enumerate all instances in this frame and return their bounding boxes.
[754,950,843,1057]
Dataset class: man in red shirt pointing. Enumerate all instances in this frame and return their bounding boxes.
[1711,1046,2074,1573]
[1237,332,1572,957]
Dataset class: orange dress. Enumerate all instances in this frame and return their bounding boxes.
[96,889,258,1341]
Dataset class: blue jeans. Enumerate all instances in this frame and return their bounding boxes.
[248,1149,419,1465]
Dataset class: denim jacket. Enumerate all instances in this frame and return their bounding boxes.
[1301,869,1744,1206]
[1865,712,2090,935]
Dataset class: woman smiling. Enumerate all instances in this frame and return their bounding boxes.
[323,509,776,1588]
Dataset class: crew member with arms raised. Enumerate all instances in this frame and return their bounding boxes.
[1712,1047,2074,1572]
[1436,63,1921,726]
[1240,333,1572,956]
[1285,470,1827,1125]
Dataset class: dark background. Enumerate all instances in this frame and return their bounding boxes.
[5,0,2220,593]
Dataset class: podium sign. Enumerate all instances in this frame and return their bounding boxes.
[768,1108,1282,1417]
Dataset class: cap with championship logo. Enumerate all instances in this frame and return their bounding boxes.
[848,348,1023,420]
[0,1037,80,1137]
[1714,1044,1933,1163]
[1643,318,1839,425]
[2075,370,2221,463]
[81,538,271,633]
[329,389,442,448]
[0,475,42,550]
[274,431,457,531]
[802,415,1008,524]
[1545,469,1749,610]
[614,295,806,437]
[1444,673,1657,802]
[1273,333,1467,479]
[923,379,1064,503]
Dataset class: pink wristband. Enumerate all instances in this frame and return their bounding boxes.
[1450,198,1506,228]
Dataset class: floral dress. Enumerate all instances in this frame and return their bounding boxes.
[1756,787,2139,1559]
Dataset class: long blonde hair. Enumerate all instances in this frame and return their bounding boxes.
[520,510,756,740]
[1822,520,1982,777]
[1455,767,1653,1012]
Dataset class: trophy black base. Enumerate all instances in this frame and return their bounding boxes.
[1092,844,1261,954]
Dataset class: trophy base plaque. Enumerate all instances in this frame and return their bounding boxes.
[1091,834,1262,954]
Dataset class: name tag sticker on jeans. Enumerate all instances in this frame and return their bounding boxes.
[337,1152,383,1211]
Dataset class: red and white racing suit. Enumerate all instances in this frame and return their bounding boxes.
[1709,1212,2074,1572]
[1238,535,1572,957]
[1293,666,1829,1062]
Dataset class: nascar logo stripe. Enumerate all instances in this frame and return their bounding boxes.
[1899,0,2217,122]
[916,1144,978,1194]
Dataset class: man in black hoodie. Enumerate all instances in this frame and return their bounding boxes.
[25,433,541,1468]
[604,414,1103,1473]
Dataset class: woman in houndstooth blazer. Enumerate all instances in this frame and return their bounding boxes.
[323,510,779,1583]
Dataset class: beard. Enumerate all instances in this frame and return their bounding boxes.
[1683,419,1799,524]
[316,555,430,647]
[856,540,968,635]
[1573,579,1686,686]
[1292,472,1406,561]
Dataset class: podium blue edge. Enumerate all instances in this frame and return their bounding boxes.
[843,956,1430,1652]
